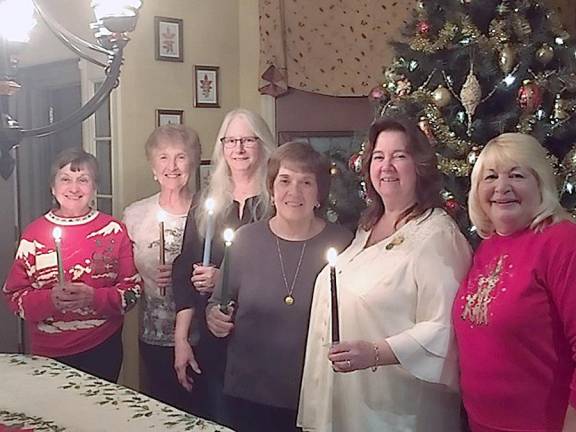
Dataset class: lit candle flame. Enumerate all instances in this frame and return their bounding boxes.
[223,228,235,245]
[52,227,62,242]
[205,197,216,214]
[326,248,338,267]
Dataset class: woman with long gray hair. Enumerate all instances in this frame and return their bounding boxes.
[172,108,275,424]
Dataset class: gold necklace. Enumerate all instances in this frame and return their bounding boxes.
[276,236,307,305]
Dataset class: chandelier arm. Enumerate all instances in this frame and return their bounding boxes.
[20,49,123,139]
[32,0,113,58]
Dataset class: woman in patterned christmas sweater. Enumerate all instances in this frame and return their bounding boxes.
[2,148,141,383]
[453,133,576,431]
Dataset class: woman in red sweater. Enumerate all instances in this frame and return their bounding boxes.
[2,148,141,382]
[453,133,576,431]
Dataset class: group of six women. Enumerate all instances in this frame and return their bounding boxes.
[3,108,575,432]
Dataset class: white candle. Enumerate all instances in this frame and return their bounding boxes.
[202,197,216,266]
[326,247,340,344]
[52,227,65,283]
[219,228,235,312]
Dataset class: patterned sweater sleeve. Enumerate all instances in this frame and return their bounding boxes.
[2,235,59,322]
[91,225,141,315]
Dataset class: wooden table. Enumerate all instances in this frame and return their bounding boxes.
[0,354,233,432]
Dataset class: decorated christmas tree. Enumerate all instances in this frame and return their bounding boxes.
[365,0,576,236]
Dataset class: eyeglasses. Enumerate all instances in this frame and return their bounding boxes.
[220,136,259,148]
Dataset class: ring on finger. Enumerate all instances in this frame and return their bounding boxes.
[346,360,352,369]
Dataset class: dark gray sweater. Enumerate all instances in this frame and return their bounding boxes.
[210,220,352,410]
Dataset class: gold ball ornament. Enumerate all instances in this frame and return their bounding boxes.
[536,44,554,66]
[460,68,482,118]
[330,164,340,176]
[432,85,452,108]
[498,44,516,74]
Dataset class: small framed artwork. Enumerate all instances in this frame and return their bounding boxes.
[194,65,220,108]
[198,160,213,190]
[157,109,184,127]
[155,16,183,62]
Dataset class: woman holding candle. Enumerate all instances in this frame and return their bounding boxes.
[2,148,141,383]
[298,117,472,432]
[122,124,200,409]
[453,134,576,431]
[206,142,352,432]
[172,108,275,423]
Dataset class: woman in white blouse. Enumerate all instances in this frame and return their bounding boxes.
[298,117,472,432]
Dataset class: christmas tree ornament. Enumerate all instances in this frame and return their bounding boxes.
[348,152,363,173]
[535,44,554,66]
[408,60,419,72]
[417,21,431,37]
[444,197,460,215]
[368,85,388,103]
[467,147,480,165]
[517,81,543,113]
[395,75,412,96]
[432,85,452,107]
[552,95,569,122]
[498,44,516,73]
[415,0,426,13]
[456,111,467,123]
[418,116,436,143]
[461,67,482,119]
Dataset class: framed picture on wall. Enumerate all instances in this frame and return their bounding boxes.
[198,160,213,190]
[194,65,220,108]
[155,17,184,62]
[156,109,184,126]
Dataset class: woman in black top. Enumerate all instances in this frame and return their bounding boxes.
[172,108,275,424]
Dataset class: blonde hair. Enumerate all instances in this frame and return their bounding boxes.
[196,109,275,234]
[468,133,570,238]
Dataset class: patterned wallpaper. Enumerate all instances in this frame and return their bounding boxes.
[259,0,576,97]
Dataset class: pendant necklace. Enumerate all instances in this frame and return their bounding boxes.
[276,236,307,306]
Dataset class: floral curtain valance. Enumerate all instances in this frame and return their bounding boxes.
[259,0,414,97]
[258,0,576,98]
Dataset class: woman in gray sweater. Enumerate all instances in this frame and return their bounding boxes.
[207,142,352,432]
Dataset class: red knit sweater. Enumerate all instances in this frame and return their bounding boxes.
[453,221,576,431]
[2,210,141,357]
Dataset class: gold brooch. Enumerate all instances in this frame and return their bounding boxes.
[385,235,404,250]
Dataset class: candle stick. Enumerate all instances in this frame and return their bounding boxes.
[219,228,235,313]
[202,197,216,266]
[327,247,340,344]
[157,210,167,296]
[52,227,65,283]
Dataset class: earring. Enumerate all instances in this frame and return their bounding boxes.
[315,202,321,208]
[271,196,275,206]
[153,174,158,182]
